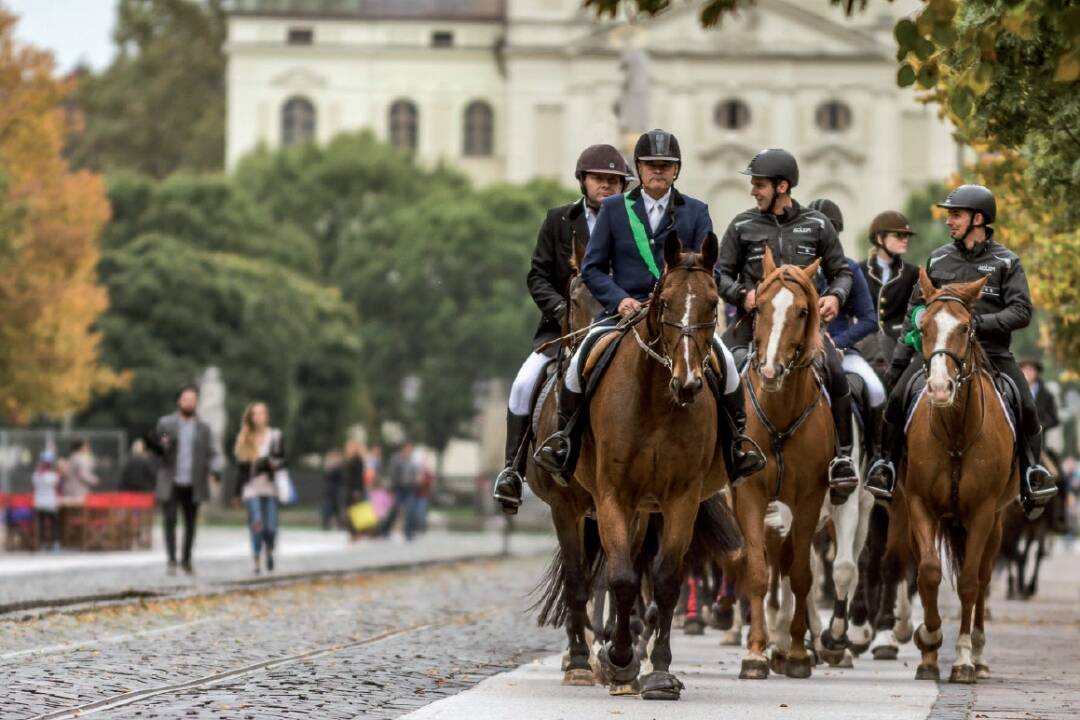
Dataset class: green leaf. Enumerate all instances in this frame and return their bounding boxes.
[897,63,917,87]
[949,86,974,117]
[917,62,940,88]
[895,19,920,52]
[914,37,936,61]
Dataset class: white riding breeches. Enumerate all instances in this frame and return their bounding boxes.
[843,352,886,408]
[563,326,741,395]
[508,351,551,416]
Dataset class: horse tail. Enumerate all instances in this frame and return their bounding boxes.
[530,516,605,629]
[937,516,967,585]
[684,494,744,576]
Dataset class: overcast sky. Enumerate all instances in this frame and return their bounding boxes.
[5,0,118,72]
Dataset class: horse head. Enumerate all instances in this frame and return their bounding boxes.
[566,234,603,340]
[750,248,823,392]
[648,230,721,406]
[917,267,988,407]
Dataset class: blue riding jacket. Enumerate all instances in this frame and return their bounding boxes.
[582,186,713,316]
[818,257,876,351]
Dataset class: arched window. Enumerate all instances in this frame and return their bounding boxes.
[389,99,418,151]
[714,98,750,131]
[463,101,494,156]
[815,100,853,132]
[281,96,316,145]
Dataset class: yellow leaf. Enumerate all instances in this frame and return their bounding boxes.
[1054,53,1080,83]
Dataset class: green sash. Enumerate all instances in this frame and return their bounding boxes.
[623,194,661,280]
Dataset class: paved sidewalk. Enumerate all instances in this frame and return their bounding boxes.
[0,523,553,610]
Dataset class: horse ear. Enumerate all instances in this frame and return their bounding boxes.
[958,273,990,306]
[570,233,587,273]
[762,246,777,276]
[918,265,936,301]
[663,230,683,270]
[701,231,719,270]
[802,257,823,280]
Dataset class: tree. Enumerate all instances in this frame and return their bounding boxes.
[66,0,226,177]
[0,11,124,425]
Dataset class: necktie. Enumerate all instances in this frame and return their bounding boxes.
[651,203,665,232]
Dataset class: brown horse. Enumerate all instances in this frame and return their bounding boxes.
[734,248,834,679]
[904,269,1016,683]
[573,231,742,699]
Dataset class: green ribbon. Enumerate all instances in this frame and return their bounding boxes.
[902,304,927,353]
[623,194,661,280]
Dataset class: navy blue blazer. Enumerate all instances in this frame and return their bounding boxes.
[582,186,713,315]
[818,257,876,351]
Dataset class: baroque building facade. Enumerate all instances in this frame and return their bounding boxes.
[225,0,960,252]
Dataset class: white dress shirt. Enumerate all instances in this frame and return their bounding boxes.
[641,189,672,233]
[583,199,598,236]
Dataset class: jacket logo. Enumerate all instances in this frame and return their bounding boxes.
[793,226,813,234]
[978,264,996,273]
[797,244,816,255]
[982,285,1000,296]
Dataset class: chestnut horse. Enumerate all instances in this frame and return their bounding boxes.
[734,249,835,679]
[574,231,742,700]
[904,270,1016,683]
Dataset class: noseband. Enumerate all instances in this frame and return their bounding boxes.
[922,295,978,388]
[748,272,817,383]
[633,266,717,377]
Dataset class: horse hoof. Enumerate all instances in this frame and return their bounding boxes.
[563,668,595,686]
[894,619,914,645]
[683,616,706,636]
[949,663,977,684]
[608,679,640,696]
[739,657,769,680]
[785,655,813,679]
[807,647,819,667]
[836,649,855,669]
[598,643,641,685]
[872,645,898,660]
[560,652,571,672]
[718,629,742,647]
[711,604,734,631]
[769,651,788,676]
[975,664,991,680]
[640,671,684,700]
[819,646,846,666]
[849,639,870,656]
[915,664,940,681]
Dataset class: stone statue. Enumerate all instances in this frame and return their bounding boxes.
[616,46,651,136]
[197,366,227,481]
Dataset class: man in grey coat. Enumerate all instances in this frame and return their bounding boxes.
[149,385,222,574]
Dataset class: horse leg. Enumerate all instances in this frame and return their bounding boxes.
[1026,525,1046,597]
[908,495,943,680]
[851,505,887,654]
[640,495,697,701]
[552,509,594,686]
[806,550,828,665]
[595,497,642,694]
[735,489,770,679]
[872,498,908,660]
[948,502,996,684]
[973,514,1002,680]
[784,499,822,678]
[822,492,859,664]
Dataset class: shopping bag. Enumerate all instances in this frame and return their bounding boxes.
[348,501,378,532]
[275,469,297,505]
[368,487,393,520]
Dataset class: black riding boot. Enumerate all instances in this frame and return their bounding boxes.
[718,383,766,484]
[534,385,583,484]
[493,411,531,515]
[1018,431,1057,520]
[828,392,859,505]
[864,404,884,461]
[866,419,903,503]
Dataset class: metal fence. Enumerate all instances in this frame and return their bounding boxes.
[0,429,129,495]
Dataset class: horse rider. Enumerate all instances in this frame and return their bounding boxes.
[1020,357,1067,531]
[808,199,886,463]
[716,149,859,496]
[865,184,1057,519]
[859,211,921,374]
[492,144,633,514]
[534,129,765,483]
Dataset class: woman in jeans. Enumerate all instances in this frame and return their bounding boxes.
[233,401,287,574]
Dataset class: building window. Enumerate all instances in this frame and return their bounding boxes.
[463,101,493,157]
[389,99,418,151]
[816,100,853,132]
[281,96,316,145]
[432,31,454,48]
[714,98,750,130]
[287,27,314,45]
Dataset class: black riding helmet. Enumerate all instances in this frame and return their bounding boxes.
[937,184,996,225]
[574,144,633,195]
[739,148,799,189]
[808,198,843,233]
[633,129,682,165]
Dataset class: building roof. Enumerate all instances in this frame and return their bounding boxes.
[224,0,506,22]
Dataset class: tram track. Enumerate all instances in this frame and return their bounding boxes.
[26,605,507,720]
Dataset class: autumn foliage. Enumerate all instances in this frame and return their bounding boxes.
[0,11,124,424]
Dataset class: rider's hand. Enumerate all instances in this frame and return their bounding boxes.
[617,297,642,318]
[819,295,840,323]
[742,289,757,314]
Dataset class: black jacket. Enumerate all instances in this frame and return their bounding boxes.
[1034,384,1059,432]
[233,429,287,498]
[527,199,590,354]
[717,200,852,316]
[860,255,920,340]
[890,233,1033,375]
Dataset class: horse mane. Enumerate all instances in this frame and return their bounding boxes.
[756,266,824,360]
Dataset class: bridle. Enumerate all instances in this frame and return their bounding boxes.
[632,265,718,382]
[748,270,818,385]
[922,294,978,390]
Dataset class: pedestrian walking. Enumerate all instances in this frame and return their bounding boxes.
[321,449,344,530]
[119,438,157,492]
[233,401,287,574]
[32,450,61,551]
[380,442,420,541]
[147,384,222,575]
[62,439,99,501]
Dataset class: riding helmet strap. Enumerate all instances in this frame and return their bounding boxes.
[624,193,661,280]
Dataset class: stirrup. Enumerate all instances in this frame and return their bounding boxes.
[533,433,571,486]
[828,455,859,503]
[492,468,523,513]
[1021,466,1057,520]
[865,459,895,501]
[732,436,766,481]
